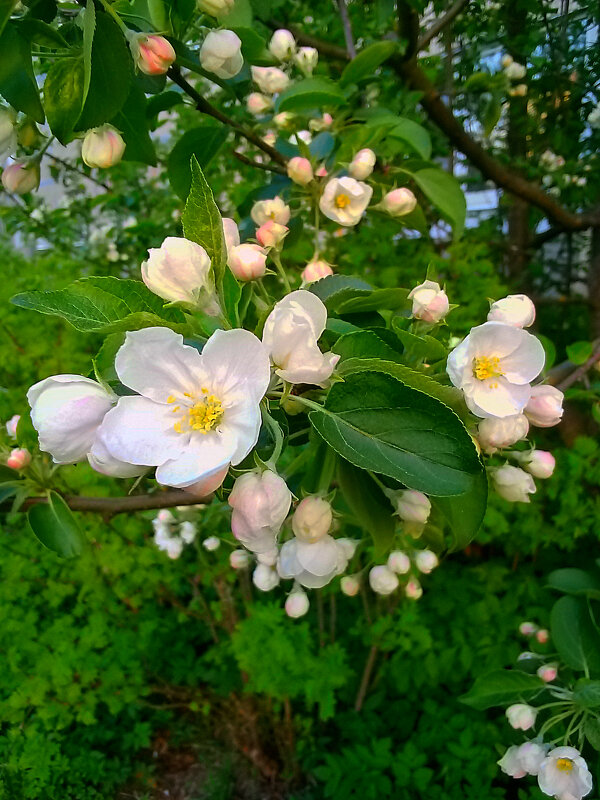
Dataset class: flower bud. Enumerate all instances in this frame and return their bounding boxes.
[6,447,31,469]
[197,0,234,14]
[179,521,197,544]
[257,547,279,566]
[382,187,417,217]
[536,628,549,644]
[537,663,557,682]
[166,538,183,559]
[6,414,20,439]
[141,236,211,304]
[525,385,564,427]
[229,470,291,554]
[315,165,328,177]
[369,565,399,595]
[514,449,555,479]
[2,160,40,194]
[408,280,449,323]
[405,577,423,600]
[256,220,288,248]
[82,126,125,169]
[230,549,251,569]
[157,509,175,524]
[0,109,16,157]
[132,34,176,75]
[302,259,333,284]
[519,621,538,636]
[251,196,291,226]
[506,703,537,731]
[285,589,310,618]
[253,563,280,591]
[287,156,313,186]
[228,243,267,281]
[392,489,431,524]
[200,30,243,79]
[501,54,513,68]
[492,465,536,503]
[292,496,332,543]
[349,148,376,180]
[309,112,333,132]
[269,29,295,61]
[477,414,529,454]
[488,294,536,328]
[203,536,220,551]
[340,575,360,596]
[251,66,290,94]
[246,92,272,115]
[294,46,318,75]
[273,111,294,128]
[387,550,410,574]
[511,83,528,97]
[414,549,438,574]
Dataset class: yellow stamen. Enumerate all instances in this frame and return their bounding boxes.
[473,355,503,381]
[556,758,574,773]
[172,392,224,435]
[166,395,176,403]
[335,193,351,209]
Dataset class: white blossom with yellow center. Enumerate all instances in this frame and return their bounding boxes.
[94,327,270,489]
[447,321,545,418]
[537,746,593,800]
[319,176,373,226]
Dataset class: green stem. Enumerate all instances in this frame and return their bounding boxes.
[270,251,292,293]
[98,0,130,35]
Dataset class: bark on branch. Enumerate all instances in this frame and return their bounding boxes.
[21,490,209,517]
[418,0,470,50]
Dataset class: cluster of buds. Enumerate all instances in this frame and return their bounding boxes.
[152,509,198,559]
[367,547,438,599]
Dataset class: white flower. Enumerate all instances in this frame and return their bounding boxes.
[414,549,438,574]
[285,588,310,618]
[141,237,212,304]
[229,470,292,553]
[250,196,291,226]
[348,149,376,180]
[5,414,19,438]
[200,30,243,79]
[369,565,399,595]
[28,375,114,464]
[505,61,526,80]
[492,464,536,503]
[514,449,555,479]
[246,92,272,115]
[477,414,529,454]
[340,575,360,596]
[392,489,431,524]
[278,535,345,588]
[538,747,592,800]
[287,156,313,185]
[88,437,147,478]
[525,385,564,427]
[81,126,126,168]
[203,535,220,551]
[388,550,411,574]
[230,549,251,569]
[319,176,372,226]
[253,563,280,591]
[180,521,197,543]
[251,66,290,94]
[499,742,547,778]
[506,703,537,731]
[408,280,449,323]
[269,29,295,60]
[197,0,234,15]
[292,496,332,542]
[228,243,267,281]
[0,109,16,158]
[488,294,536,328]
[382,187,417,217]
[447,322,545,418]
[262,290,340,385]
[95,326,270,489]
[294,46,318,75]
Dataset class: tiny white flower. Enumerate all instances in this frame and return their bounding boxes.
[203,535,220,551]
[319,176,372,227]
[488,294,536,328]
[250,196,291,226]
[538,746,592,800]
[200,30,243,79]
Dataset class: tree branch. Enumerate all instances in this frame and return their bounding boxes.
[335,0,356,58]
[233,150,286,175]
[418,0,469,50]
[555,344,600,391]
[21,490,210,517]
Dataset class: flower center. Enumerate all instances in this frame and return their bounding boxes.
[168,391,224,435]
[556,758,574,773]
[335,193,351,208]
[473,355,503,382]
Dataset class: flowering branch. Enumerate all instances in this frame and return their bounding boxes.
[22,490,208,517]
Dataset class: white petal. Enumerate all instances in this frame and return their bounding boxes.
[501,332,545,384]
[201,328,271,403]
[223,397,263,464]
[295,536,339,576]
[88,436,148,478]
[277,350,339,386]
[468,378,531,418]
[155,429,236,488]
[468,321,526,358]
[446,337,470,387]
[278,539,302,578]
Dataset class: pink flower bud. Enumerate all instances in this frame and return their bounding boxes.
[203,536,220,551]
[228,243,267,281]
[340,575,360,596]
[287,156,313,185]
[133,34,176,75]
[392,489,431,524]
[537,664,557,682]
[230,549,251,569]
[382,187,417,217]
[536,628,549,644]
[6,414,20,438]
[292,496,332,543]
[349,148,376,180]
[315,165,328,177]
[229,470,291,554]
[492,465,536,503]
[515,450,556,479]
[2,161,40,194]
[256,220,288,248]
[488,294,536,328]
[387,550,410,574]
[414,549,438,574]
[81,126,126,169]
[408,280,449,323]
[525,386,564,427]
[301,259,333,283]
[246,92,272,115]
[506,703,537,731]
[405,577,423,600]
[6,447,31,469]
[519,621,538,636]
[285,589,309,618]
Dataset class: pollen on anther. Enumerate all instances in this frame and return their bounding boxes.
[167,395,176,403]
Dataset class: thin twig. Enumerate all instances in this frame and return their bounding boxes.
[555,345,600,391]
[354,645,378,712]
[49,153,111,190]
[233,150,286,175]
[418,0,469,50]
[335,0,356,58]
[21,490,210,516]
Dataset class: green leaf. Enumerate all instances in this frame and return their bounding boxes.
[276,78,348,113]
[27,491,87,558]
[412,168,466,238]
[110,82,156,165]
[566,341,593,366]
[11,277,187,334]
[0,0,18,38]
[389,118,432,160]
[585,717,600,751]
[460,669,545,710]
[551,596,600,675]
[340,41,397,88]
[309,274,373,311]
[43,57,85,144]
[574,680,600,708]
[333,330,403,364]
[432,469,488,550]
[168,125,228,199]
[0,24,44,121]
[480,93,502,137]
[76,10,132,131]
[337,459,395,557]
[82,0,95,106]
[309,370,482,496]
[392,327,447,362]
[182,156,226,295]
[335,287,410,314]
[232,26,274,65]
[222,267,241,327]
[14,18,68,47]
[547,568,600,598]
[217,0,252,26]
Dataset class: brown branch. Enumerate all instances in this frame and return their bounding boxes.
[233,150,286,175]
[167,65,287,167]
[555,345,600,391]
[21,490,209,516]
[418,0,469,50]
[335,0,356,58]
[354,644,378,712]
[49,153,111,191]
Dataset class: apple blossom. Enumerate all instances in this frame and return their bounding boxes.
[511,83,528,97]
[387,550,410,575]
[525,385,564,427]
[262,290,340,385]
[182,465,229,497]
[392,489,431,524]
[536,628,549,644]
[200,30,243,79]
[253,563,280,591]
[203,536,220,551]
[382,187,417,217]
[5,414,19,438]
[229,470,292,553]
[230,549,251,569]
[81,126,126,168]
[132,34,176,75]
[251,196,291,226]
[287,156,313,185]
[447,322,545,418]
[488,294,536,328]
[514,450,556,479]
[285,588,310,618]
[506,703,537,731]
[302,259,333,283]
[251,66,290,94]
[493,465,536,503]
[269,29,295,60]
[499,742,547,778]
[87,437,147,478]
[141,237,212,304]
[228,243,267,280]
[537,663,558,682]
[2,160,40,194]
[246,92,272,115]
[405,578,423,599]
[369,565,399,595]
[340,575,360,596]
[94,326,270,489]
[408,280,449,323]
[28,375,114,464]
[348,148,376,180]
[197,0,234,14]
[292,496,332,543]
[256,220,288,248]
[7,448,31,469]
[278,535,346,589]
[0,109,16,157]
[319,176,373,226]
[538,747,592,800]
[477,414,529,453]
[180,521,197,544]
[414,549,438,574]
[336,538,358,561]
[498,746,527,779]
[519,621,538,636]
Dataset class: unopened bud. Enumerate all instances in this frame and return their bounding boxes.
[405,577,423,599]
[256,220,288,248]
[369,565,399,595]
[6,414,20,438]
[302,259,333,283]
[132,34,176,75]
[2,160,40,194]
[408,280,449,323]
[382,187,417,217]
[287,156,313,185]
[228,243,267,280]
[6,447,31,469]
[414,549,438,574]
[506,703,537,731]
[197,0,234,15]
[536,628,549,644]
[247,93,272,115]
[514,450,556,479]
[537,663,557,682]
[292,496,332,543]
[253,563,280,591]
[82,126,126,169]
[393,489,431,524]
[340,575,360,596]
[477,414,529,454]
[349,148,376,180]
[285,589,309,618]
[387,550,410,574]
[269,29,295,61]
[525,386,564,428]
[202,536,220,551]
[230,549,251,569]
[488,294,536,328]
[519,621,538,636]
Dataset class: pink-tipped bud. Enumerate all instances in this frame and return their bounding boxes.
[287,156,314,185]
[515,450,556,479]
[255,220,288,248]
[524,386,564,428]
[285,589,309,618]
[414,549,438,574]
[340,575,360,596]
[6,414,20,438]
[2,161,40,194]
[349,148,376,180]
[302,259,333,283]
[246,92,272,115]
[537,663,557,682]
[292,496,332,543]
[519,621,538,636]
[387,550,410,574]
[227,243,267,280]
[408,280,449,323]
[82,126,125,169]
[405,577,423,600]
[6,447,31,469]
[506,703,537,731]
[230,549,251,570]
[536,628,549,644]
[315,165,328,177]
[382,187,417,217]
[133,34,176,75]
